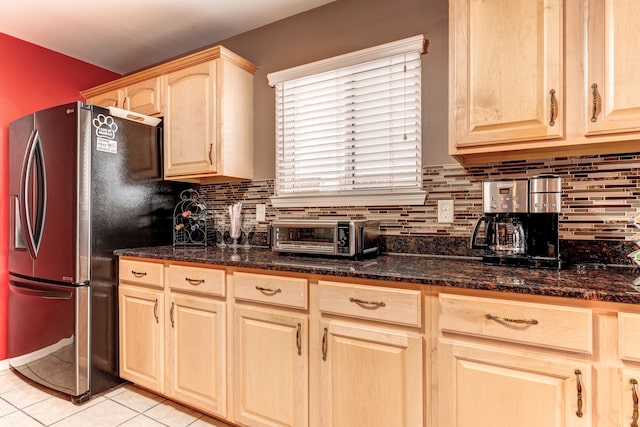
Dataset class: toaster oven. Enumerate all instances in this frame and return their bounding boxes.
[270,219,380,258]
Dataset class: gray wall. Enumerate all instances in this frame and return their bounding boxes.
[208,0,450,179]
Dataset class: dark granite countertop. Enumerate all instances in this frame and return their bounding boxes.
[114,245,640,304]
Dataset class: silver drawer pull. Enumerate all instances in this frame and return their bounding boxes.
[349,297,386,309]
[131,270,147,278]
[185,277,204,286]
[485,314,538,325]
[255,286,281,296]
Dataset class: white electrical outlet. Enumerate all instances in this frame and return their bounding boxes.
[437,200,454,223]
[256,204,266,222]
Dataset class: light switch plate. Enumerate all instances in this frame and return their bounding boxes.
[437,200,454,223]
[256,204,266,222]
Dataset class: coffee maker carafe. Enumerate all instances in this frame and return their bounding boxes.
[471,176,562,269]
[471,178,530,266]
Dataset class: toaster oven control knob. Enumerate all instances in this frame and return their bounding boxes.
[337,226,349,253]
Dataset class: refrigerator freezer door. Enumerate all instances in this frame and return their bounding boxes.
[8,276,90,400]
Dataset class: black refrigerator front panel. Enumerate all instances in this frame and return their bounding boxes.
[89,108,176,262]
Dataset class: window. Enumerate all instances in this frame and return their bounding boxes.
[268,35,426,207]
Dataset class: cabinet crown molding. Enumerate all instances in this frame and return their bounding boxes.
[81,45,257,99]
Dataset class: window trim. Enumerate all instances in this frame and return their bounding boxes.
[267,35,427,86]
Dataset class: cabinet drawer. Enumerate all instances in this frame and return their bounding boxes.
[119,259,164,288]
[233,272,308,309]
[318,280,422,327]
[619,312,640,362]
[168,264,226,297]
[439,293,593,353]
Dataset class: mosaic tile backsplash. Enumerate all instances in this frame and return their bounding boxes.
[199,152,640,266]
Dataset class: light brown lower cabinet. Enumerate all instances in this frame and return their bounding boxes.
[118,257,640,427]
[118,259,228,419]
[167,292,226,417]
[620,368,640,427]
[617,312,640,427]
[119,284,165,393]
[233,305,308,427]
[436,291,593,427]
[232,271,309,427]
[317,280,424,427]
[437,339,592,427]
[318,318,424,427]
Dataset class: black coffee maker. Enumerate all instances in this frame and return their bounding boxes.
[527,175,562,268]
[471,176,562,269]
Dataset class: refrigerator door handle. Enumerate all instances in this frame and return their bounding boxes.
[19,128,47,259]
[9,280,74,300]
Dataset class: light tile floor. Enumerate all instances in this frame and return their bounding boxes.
[0,369,234,427]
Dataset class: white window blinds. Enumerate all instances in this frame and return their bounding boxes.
[268,35,426,207]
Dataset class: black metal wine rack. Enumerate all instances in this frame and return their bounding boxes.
[173,189,209,246]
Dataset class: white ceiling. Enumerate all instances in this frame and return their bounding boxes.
[0,0,335,74]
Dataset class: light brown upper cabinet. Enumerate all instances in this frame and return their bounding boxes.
[84,78,162,117]
[163,56,255,182]
[449,0,563,149]
[449,0,640,165]
[85,88,122,110]
[123,77,163,117]
[81,46,256,182]
[585,0,640,135]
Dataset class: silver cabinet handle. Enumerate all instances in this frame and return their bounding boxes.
[590,83,599,122]
[322,327,328,361]
[485,314,538,325]
[296,323,302,356]
[256,286,281,296]
[575,369,583,418]
[549,89,558,126]
[185,277,204,286]
[153,299,159,324]
[170,302,175,328]
[632,379,639,427]
[349,297,385,309]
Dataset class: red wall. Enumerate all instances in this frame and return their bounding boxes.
[0,33,120,361]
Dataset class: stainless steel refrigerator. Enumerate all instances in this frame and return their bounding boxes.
[7,102,185,403]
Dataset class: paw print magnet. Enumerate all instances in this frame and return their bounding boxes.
[93,114,119,153]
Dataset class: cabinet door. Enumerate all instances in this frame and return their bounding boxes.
[164,61,217,178]
[438,339,591,427]
[167,292,226,417]
[586,0,640,135]
[124,77,163,116]
[119,285,164,393]
[619,368,640,427]
[450,0,563,147]
[233,305,308,427]
[319,319,423,427]
[87,89,122,109]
